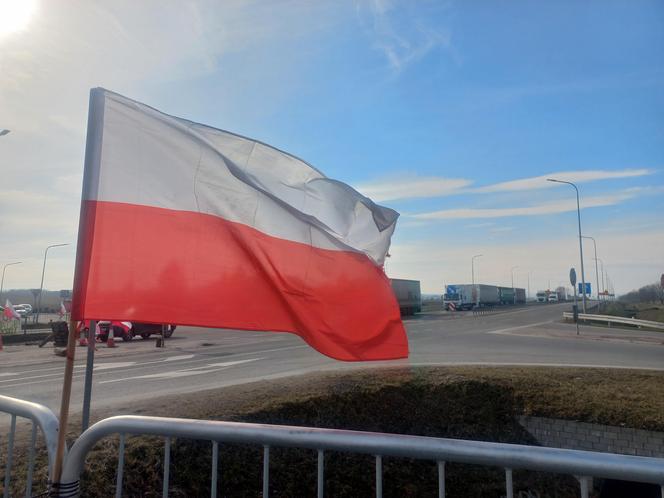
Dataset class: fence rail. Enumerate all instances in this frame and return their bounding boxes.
[58,415,664,498]
[563,312,664,330]
[0,395,60,497]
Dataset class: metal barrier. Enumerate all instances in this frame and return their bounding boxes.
[563,312,664,330]
[58,415,664,498]
[472,307,495,316]
[0,395,60,497]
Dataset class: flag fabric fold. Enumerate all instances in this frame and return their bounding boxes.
[71,88,408,361]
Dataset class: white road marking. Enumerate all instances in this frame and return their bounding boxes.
[99,358,261,384]
[0,373,88,390]
[163,354,195,362]
[0,373,18,377]
[0,371,72,384]
[1,346,307,388]
[486,320,554,335]
[201,359,262,368]
[94,362,136,371]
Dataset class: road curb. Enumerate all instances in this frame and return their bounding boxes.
[1,332,51,344]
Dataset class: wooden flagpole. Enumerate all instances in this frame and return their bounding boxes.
[52,318,78,486]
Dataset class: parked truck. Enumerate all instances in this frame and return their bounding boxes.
[443,284,499,310]
[444,284,526,310]
[536,290,564,303]
[390,279,421,316]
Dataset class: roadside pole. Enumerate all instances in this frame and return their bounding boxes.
[81,320,97,431]
[570,268,579,336]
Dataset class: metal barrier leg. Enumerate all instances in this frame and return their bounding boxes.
[211,441,218,498]
[262,445,270,498]
[115,434,125,498]
[317,450,324,498]
[375,455,383,498]
[437,461,445,498]
[505,468,513,498]
[162,437,171,498]
[579,476,590,498]
[25,422,37,498]
[3,414,16,498]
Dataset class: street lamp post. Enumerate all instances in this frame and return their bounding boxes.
[471,254,483,307]
[511,266,519,304]
[595,257,605,300]
[1,261,22,303]
[582,236,600,305]
[36,243,69,323]
[546,179,587,312]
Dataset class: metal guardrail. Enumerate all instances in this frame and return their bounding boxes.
[563,312,664,330]
[58,415,664,498]
[0,395,61,497]
[472,307,496,316]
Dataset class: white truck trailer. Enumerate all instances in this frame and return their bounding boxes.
[443,284,501,310]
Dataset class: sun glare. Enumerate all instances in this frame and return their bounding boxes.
[0,0,37,37]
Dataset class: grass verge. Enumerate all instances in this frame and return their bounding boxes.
[2,366,663,497]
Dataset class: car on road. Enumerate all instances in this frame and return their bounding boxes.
[131,322,176,340]
[77,320,177,342]
[547,294,559,303]
[12,304,32,317]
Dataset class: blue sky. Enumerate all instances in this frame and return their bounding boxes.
[1,0,662,294]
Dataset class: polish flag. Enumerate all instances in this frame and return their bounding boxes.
[3,300,20,320]
[71,89,408,361]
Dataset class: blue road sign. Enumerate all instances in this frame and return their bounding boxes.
[578,282,591,295]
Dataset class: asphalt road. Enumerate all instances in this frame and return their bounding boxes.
[1,302,662,418]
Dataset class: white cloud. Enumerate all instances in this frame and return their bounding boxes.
[413,192,634,220]
[356,176,471,202]
[357,169,655,203]
[474,168,653,193]
[386,229,664,295]
[359,0,452,71]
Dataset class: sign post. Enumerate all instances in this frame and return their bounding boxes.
[570,268,579,335]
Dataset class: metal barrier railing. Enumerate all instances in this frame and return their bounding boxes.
[563,312,664,330]
[58,415,664,498]
[472,307,496,316]
[0,395,60,497]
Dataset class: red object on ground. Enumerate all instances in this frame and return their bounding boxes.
[106,327,116,348]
